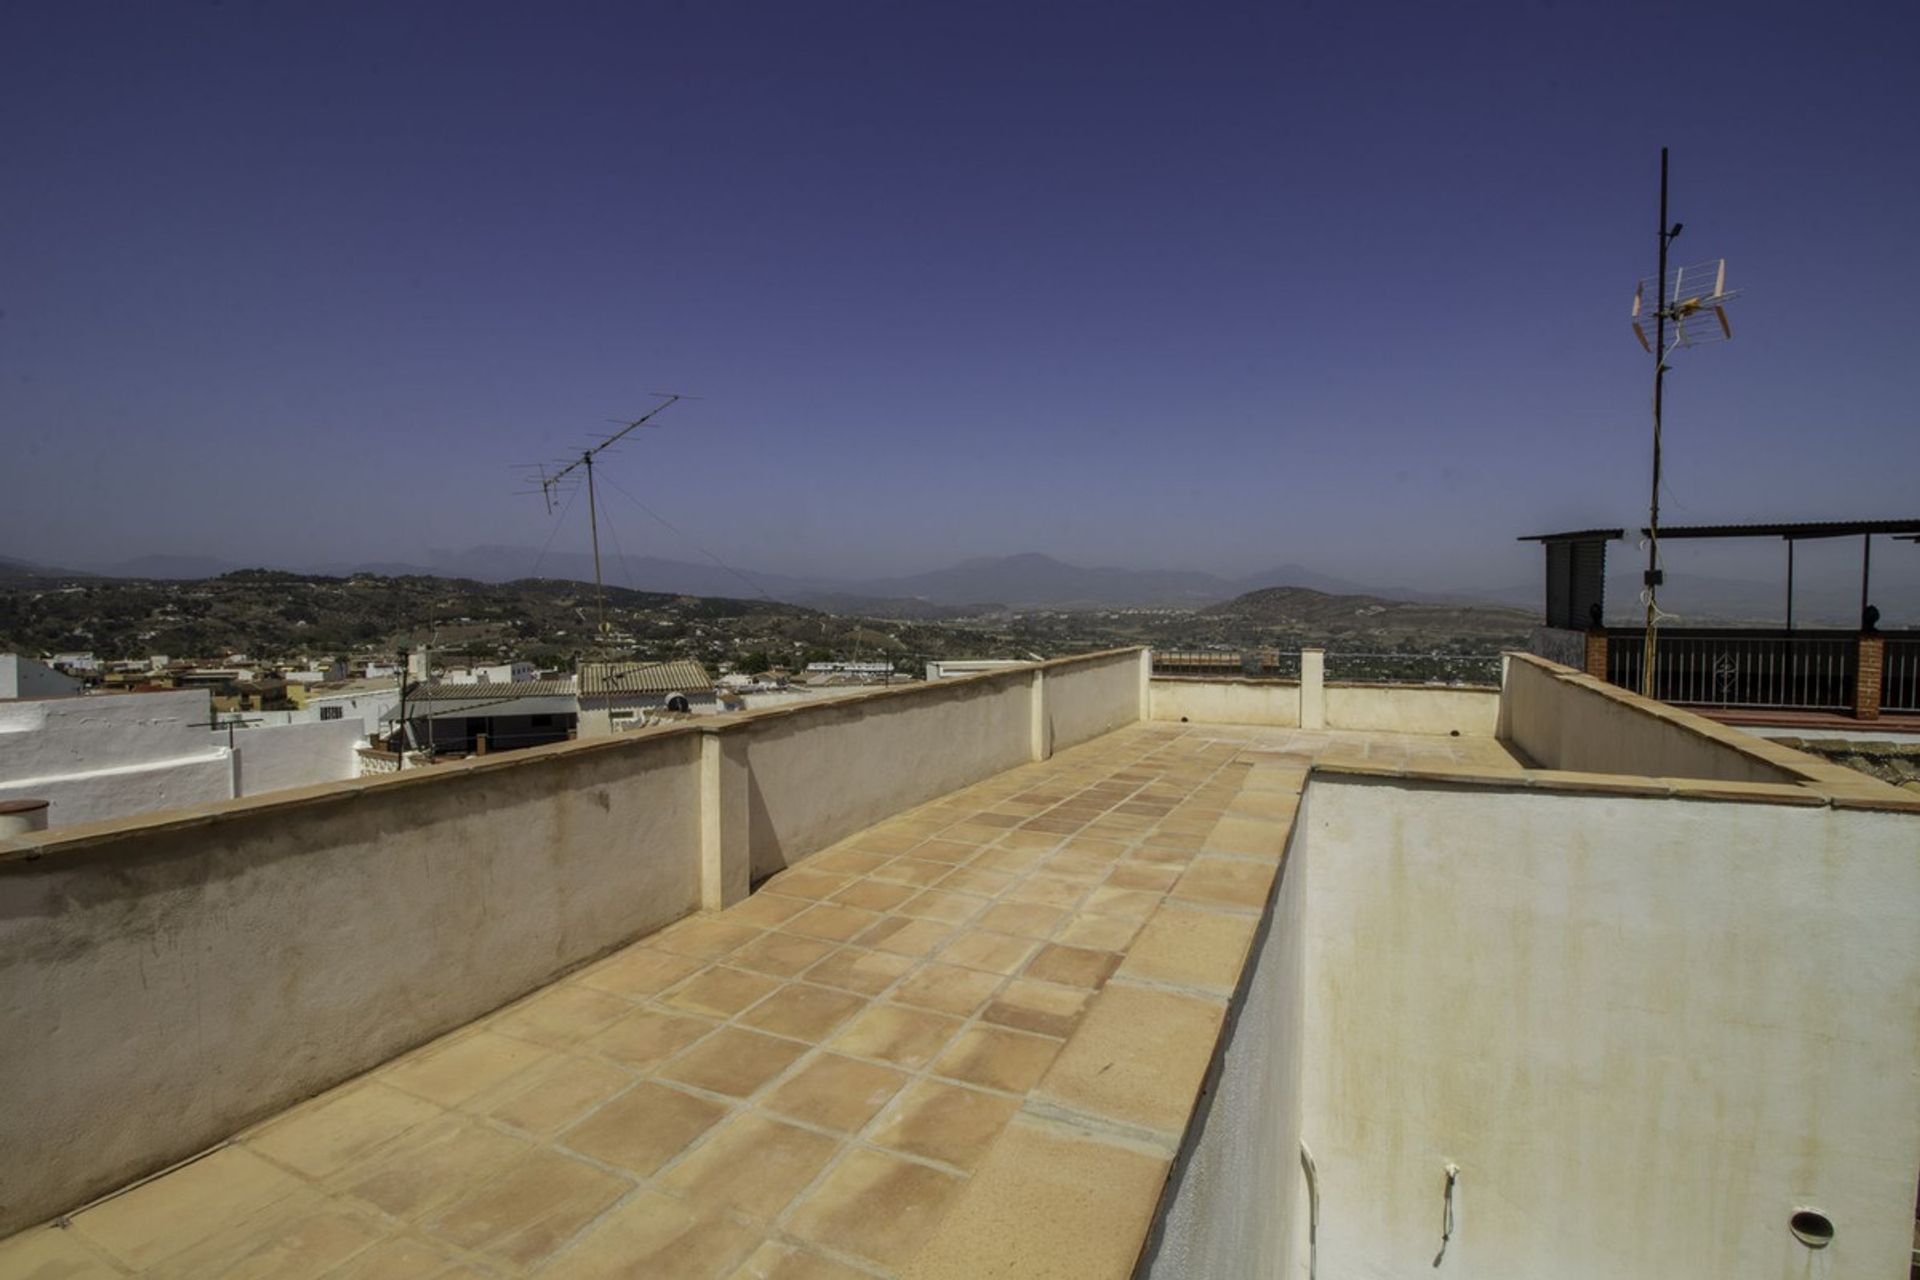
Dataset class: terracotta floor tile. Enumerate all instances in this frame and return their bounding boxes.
[1053,912,1144,952]
[728,931,838,978]
[583,1006,716,1072]
[764,868,854,901]
[804,847,894,876]
[662,965,783,1018]
[560,1081,729,1176]
[939,930,1038,976]
[969,845,1047,874]
[784,1148,965,1269]
[479,1054,635,1136]
[1117,901,1259,996]
[761,1053,909,1133]
[867,1079,1020,1173]
[931,1025,1064,1093]
[246,1080,443,1179]
[802,945,916,995]
[991,827,1064,852]
[1169,855,1278,910]
[724,892,813,929]
[0,1228,122,1280]
[974,901,1067,939]
[659,1112,841,1221]
[316,1234,484,1280]
[539,1191,760,1280]
[827,1004,963,1070]
[1005,875,1091,910]
[342,1116,531,1222]
[932,867,1015,897]
[897,888,989,925]
[648,916,766,961]
[144,1198,385,1280]
[864,916,956,958]
[380,1030,552,1107]
[659,1027,810,1097]
[830,878,919,912]
[1107,862,1181,893]
[736,982,866,1042]
[868,857,951,888]
[577,946,707,999]
[726,1241,872,1280]
[980,979,1090,1039]
[1022,944,1120,990]
[1082,885,1163,921]
[903,1118,1171,1280]
[423,1147,628,1268]
[910,839,978,865]
[889,963,1003,1017]
[491,985,637,1049]
[1033,983,1225,1136]
[783,902,886,943]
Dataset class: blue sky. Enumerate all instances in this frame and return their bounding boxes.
[3,0,1917,600]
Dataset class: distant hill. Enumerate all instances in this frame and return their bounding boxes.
[1201,585,1537,641]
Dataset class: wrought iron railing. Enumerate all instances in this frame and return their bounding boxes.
[1882,636,1920,713]
[1605,630,1856,711]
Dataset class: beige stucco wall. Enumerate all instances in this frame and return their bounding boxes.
[729,671,1037,881]
[1323,683,1498,736]
[1151,678,1302,727]
[0,648,1151,1235]
[0,730,705,1235]
[1297,777,1920,1279]
[1499,654,1802,783]
[1041,649,1151,754]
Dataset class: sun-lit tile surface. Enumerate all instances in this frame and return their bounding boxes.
[0,724,1520,1279]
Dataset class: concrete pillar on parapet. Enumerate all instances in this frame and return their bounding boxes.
[1300,648,1326,729]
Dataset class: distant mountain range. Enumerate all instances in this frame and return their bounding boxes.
[0,546,1887,624]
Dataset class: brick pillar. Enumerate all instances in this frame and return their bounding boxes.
[1584,630,1609,680]
[1855,634,1884,720]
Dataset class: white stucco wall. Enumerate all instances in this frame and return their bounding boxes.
[730,672,1038,880]
[1296,778,1920,1280]
[0,689,233,826]
[1152,678,1303,726]
[1043,649,1151,753]
[231,719,367,795]
[1323,683,1498,735]
[0,729,706,1236]
[1143,797,1312,1279]
[1499,655,1800,783]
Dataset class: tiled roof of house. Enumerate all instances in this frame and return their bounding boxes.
[580,660,713,697]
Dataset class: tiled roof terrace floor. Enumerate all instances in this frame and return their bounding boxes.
[1,724,1523,1280]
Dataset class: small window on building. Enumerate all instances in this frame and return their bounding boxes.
[319,705,343,721]
[530,714,554,727]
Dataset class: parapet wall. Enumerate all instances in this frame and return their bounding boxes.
[1500,652,1811,784]
[0,648,1147,1234]
[1149,676,1497,737]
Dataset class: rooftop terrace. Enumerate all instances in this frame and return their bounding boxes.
[1,650,1915,1278]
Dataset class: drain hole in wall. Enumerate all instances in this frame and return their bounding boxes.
[1180,716,1189,722]
[1449,729,1460,737]
[1788,1209,1834,1248]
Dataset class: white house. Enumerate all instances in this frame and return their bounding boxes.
[0,654,85,700]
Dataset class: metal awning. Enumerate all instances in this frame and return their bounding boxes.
[1635,519,1920,541]
[1517,528,1625,543]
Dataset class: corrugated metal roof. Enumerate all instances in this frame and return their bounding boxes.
[1639,519,1920,540]
[1517,528,1625,543]
[579,660,714,697]
[404,679,578,702]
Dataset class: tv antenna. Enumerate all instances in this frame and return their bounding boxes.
[515,393,690,639]
[1629,148,1740,699]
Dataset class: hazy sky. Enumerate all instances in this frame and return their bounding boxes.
[4,0,1917,595]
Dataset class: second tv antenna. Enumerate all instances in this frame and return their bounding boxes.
[519,393,689,638]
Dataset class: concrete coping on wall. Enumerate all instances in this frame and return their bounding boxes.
[0,648,1147,864]
[1502,651,1918,812]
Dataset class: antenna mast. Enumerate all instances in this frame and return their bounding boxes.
[525,394,687,642]
[1627,150,1739,699]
